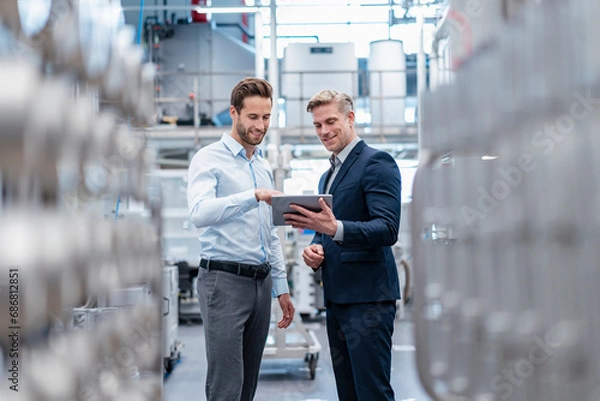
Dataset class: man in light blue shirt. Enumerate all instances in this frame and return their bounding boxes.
[187,77,294,401]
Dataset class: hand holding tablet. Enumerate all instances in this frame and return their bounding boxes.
[271,194,333,226]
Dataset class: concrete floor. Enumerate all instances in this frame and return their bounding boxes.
[163,305,434,401]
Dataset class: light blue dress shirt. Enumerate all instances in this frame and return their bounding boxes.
[187,133,289,297]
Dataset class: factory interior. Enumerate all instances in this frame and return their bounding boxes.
[1,0,600,400]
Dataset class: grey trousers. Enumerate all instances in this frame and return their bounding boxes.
[197,267,272,401]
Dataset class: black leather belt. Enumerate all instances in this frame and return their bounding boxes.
[199,259,271,280]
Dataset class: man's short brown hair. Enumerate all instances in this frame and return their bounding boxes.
[230,77,273,114]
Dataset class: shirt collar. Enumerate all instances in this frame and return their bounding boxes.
[335,136,361,164]
[221,133,263,159]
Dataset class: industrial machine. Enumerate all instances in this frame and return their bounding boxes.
[0,1,164,400]
[412,2,600,401]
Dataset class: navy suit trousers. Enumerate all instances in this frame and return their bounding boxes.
[326,301,397,401]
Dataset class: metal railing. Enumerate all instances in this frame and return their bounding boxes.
[153,67,419,134]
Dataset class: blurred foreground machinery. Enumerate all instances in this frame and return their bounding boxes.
[0,1,171,400]
[412,1,600,401]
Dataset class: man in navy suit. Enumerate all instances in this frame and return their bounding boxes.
[284,89,402,400]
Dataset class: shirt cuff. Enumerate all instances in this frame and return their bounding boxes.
[271,276,290,298]
[243,189,258,204]
[331,220,344,242]
[235,189,259,214]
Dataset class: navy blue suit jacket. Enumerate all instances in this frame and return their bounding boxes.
[312,140,402,305]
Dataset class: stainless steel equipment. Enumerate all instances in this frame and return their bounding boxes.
[412,2,600,401]
[163,264,183,374]
[0,1,163,400]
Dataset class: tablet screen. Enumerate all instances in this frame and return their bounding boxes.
[271,194,333,226]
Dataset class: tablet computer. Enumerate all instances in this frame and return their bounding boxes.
[271,194,333,226]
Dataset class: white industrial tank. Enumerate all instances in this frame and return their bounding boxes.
[281,42,358,128]
[368,39,407,128]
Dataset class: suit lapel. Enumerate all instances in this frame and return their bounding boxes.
[328,140,366,194]
[318,171,329,194]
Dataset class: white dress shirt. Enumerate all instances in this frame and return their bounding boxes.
[327,136,362,242]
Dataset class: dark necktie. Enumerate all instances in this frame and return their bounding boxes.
[329,154,336,173]
[326,154,336,193]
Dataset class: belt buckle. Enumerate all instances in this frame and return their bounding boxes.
[253,269,258,280]
[205,259,211,270]
[256,264,269,279]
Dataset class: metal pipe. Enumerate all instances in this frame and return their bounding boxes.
[268,0,280,168]
[430,6,452,89]
[255,10,264,79]
[136,0,145,44]
[416,0,427,153]
[121,6,260,14]
[193,76,199,145]
[215,22,255,39]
